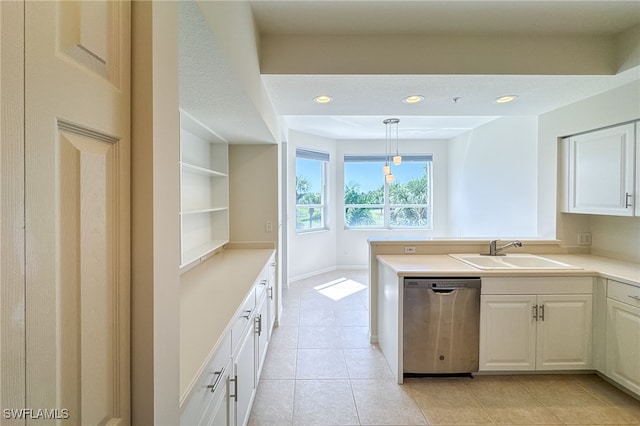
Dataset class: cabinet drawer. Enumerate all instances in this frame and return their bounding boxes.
[181,332,231,424]
[255,257,276,303]
[608,280,640,308]
[231,288,255,354]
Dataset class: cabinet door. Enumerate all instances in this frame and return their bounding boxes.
[208,360,233,426]
[606,299,640,395]
[266,261,277,340]
[235,325,256,426]
[567,123,635,216]
[255,295,269,382]
[536,295,592,370]
[480,295,536,371]
[636,123,640,217]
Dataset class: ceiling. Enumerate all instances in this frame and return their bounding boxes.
[179,1,640,143]
[250,0,640,140]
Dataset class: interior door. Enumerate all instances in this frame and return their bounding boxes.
[25,1,130,424]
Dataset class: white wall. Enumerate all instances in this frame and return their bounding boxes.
[448,116,539,238]
[131,2,181,423]
[288,130,337,280]
[229,144,279,244]
[335,138,450,268]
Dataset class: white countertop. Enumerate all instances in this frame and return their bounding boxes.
[377,253,640,286]
[180,247,275,397]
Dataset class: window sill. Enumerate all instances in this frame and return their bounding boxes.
[296,228,330,235]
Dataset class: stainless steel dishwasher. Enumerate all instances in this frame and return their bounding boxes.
[403,277,481,376]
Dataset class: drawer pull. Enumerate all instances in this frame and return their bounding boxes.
[539,304,545,321]
[625,192,633,208]
[533,305,538,321]
[260,279,267,286]
[242,310,252,320]
[628,295,640,301]
[268,287,273,300]
[206,368,225,393]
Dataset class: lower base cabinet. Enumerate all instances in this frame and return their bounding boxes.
[235,319,256,426]
[606,280,640,396]
[181,335,233,425]
[181,252,276,426]
[480,278,593,372]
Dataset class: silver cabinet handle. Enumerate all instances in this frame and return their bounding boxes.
[255,314,262,336]
[260,279,267,286]
[628,295,640,301]
[206,368,225,393]
[625,192,633,208]
[268,287,273,300]
[539,304,545,321]
[533,305,538,321]
[242,310,252,320]
[229,374,238,402]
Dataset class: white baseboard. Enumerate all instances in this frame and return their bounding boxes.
[289,266,337,283]
[336,264,368,270]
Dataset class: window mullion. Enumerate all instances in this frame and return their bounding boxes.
[383,180,390,228]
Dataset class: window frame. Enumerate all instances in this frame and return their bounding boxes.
[343,154,433,230]
[295,148,330,233]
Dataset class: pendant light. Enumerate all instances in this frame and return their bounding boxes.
[386,118,402,166]
[383,118,400,181]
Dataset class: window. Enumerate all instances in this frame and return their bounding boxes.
[344,155,432,229]
[296,148,329,232]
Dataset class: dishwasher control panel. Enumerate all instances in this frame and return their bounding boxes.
[404,277,481,290]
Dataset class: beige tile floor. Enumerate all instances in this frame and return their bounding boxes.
[249,270,640,426]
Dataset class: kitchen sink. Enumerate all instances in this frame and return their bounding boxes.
[449,254,582,270]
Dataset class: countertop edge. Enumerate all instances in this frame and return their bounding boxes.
[376,254,640,287]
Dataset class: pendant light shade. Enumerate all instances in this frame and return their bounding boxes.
[385,173,394,183]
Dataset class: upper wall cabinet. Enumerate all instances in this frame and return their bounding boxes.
[562,123,637,216]
[180,110,229,268]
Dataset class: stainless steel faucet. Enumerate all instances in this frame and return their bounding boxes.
[487,240,522,256]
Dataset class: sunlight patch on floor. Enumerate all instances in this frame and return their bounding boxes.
[314,278,367,301]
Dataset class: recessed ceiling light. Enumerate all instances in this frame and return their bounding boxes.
[495,95,518,104]
[313,95,333,104]
[403,95,424,104]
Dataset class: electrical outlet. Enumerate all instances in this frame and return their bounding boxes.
[578,232,591,246]
[265,221,273,233]
[404,246,416,254]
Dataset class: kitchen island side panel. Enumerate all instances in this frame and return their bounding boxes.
[378,260,403,384]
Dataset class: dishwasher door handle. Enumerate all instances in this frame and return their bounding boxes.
[431,288,456,294]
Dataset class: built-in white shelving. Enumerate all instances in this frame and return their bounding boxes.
[180,110,229,269]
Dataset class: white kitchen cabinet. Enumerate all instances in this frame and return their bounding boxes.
[209,358,234,426]
[180,110,230,268]
[234,317,256,426]
[536,294,592,370]
[480,295,537,370]
[180,250,277,425]
[266,261,277,339]
[181,334,232,426]
[255,292,269,381]
[563,122,636,216]
[480,277,593,371]
[231,254,276,426]
[606,280,640,396]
